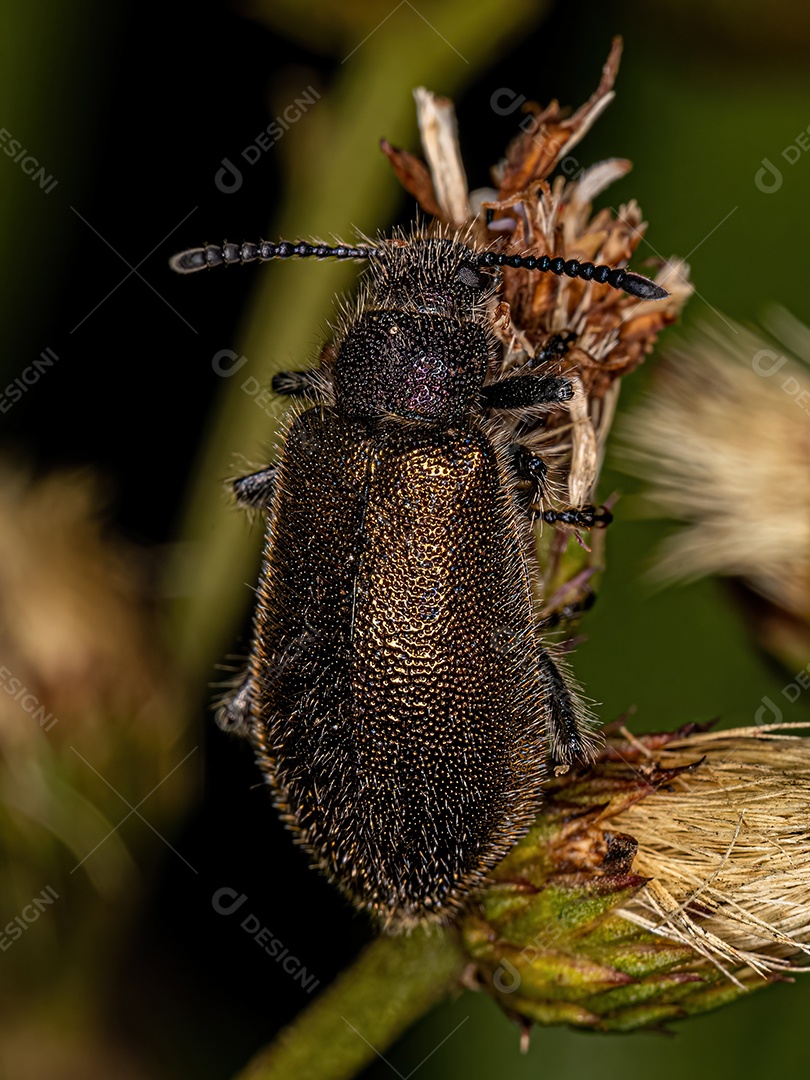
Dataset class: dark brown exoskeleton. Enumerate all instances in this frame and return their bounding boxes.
[171,230,668,929]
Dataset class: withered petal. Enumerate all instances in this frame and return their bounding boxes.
[379,138,444,220]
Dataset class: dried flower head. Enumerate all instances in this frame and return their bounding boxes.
[617,310,810,667]
[463,724,810,1034]
[382,37,692,620]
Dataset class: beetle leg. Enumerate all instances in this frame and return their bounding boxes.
[511,446,612,528]
[232,465,278,510]
[533,504,613,529]
[511,444,550,514]
[271,369,321,396]
[528,329,576,368]
[537,592,596,631]
[215,674,254,738]
[513,445,547,487]
[482,374,573,410]
[537,647,598,768]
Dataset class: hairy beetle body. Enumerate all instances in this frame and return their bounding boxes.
[170,227,666,927]
[252,406,547,926]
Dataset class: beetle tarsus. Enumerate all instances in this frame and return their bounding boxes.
[232,466,279,510]
[537,591,597,631]
[533,504,613,529]
[215,676,254,738]
[271,369,322,397]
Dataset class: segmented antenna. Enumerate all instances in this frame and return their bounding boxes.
[170,239,668,301]
[477,250,668,302]
[169,240,375,275]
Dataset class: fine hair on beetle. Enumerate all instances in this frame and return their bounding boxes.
[172,223,668,931]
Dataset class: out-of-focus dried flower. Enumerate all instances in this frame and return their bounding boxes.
[0,466,192,942]
[0,466,193,1078]
[0,468,171,731]
[617,311,810,668]
[463,724,810,1034]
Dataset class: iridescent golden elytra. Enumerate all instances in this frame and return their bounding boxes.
[171,228,667,929]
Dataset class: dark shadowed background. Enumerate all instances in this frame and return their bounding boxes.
[1,1,809,1077]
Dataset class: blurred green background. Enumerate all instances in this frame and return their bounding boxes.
[1,0,809,1077]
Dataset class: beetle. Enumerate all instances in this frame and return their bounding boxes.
[171,229,667,929]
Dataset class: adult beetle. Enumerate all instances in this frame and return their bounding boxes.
[171,230,667,928]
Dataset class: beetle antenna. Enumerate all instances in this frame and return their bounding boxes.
[477,251,669,301]
[170,238,669,302]
[170,240,377,275]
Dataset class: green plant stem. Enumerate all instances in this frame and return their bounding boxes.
[232,926,467,1080]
